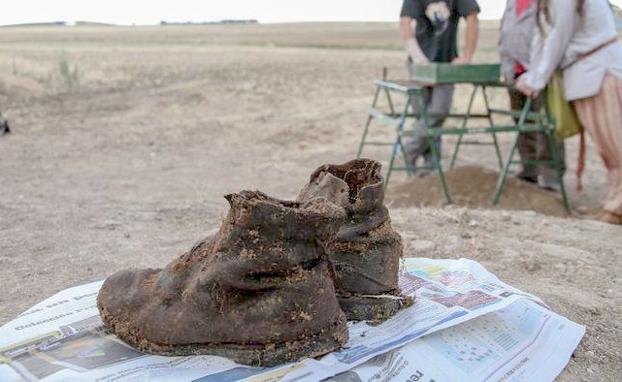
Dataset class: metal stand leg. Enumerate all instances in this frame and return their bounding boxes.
[450,85,478,169]
[492,139,518,206]
[357,86,382,158]
[419,95,453,204]
[384,89,415,175]
[385,88,396,116]
[482,87,504,170]
[546,130,571,213]
[542,88,571,213]
[493,99,532,205]
[385,95,413,188]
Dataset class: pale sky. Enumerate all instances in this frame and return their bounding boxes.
[2,0,622,26]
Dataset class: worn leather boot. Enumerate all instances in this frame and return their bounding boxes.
[298,159,412,321]
[97,191,348,367]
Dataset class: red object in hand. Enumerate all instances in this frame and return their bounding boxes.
[515,62,527,76]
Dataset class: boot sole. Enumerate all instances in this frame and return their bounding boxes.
[339,294,414,322]
[103,315,349,367]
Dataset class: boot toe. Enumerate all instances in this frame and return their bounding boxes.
[97,268,160,328]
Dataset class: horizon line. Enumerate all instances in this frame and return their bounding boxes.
[0,18,504,28]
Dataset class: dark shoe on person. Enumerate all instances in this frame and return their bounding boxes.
[97,191,349,367]
[298,159,412,322]
[517,172,538,185]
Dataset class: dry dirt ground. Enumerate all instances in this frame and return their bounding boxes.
[0,24,621,381]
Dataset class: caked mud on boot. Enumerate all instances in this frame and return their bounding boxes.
[97,191,349,367]
[298,159,412,322]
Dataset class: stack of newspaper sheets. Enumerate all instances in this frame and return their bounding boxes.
[0,258,585,382]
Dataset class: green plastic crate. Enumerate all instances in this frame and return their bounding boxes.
[409,63,501,84]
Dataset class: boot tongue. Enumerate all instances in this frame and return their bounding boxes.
[298,165,384,213]
[297,172,350,207]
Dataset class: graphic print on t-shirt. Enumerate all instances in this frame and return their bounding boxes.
[401,0,479,62]
[425,1,452,35]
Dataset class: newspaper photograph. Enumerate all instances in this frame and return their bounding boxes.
[0,258,585,382]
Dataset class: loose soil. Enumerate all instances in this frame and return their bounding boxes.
[387,166,570,217]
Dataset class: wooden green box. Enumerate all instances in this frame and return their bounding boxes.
[409,63,501,84]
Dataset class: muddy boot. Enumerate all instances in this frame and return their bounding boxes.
[298,159,412,321]
[97,191,349,367]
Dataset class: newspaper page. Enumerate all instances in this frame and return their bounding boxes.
[0,258,584,382]
[328,298,585,382]
[277,258,549,382]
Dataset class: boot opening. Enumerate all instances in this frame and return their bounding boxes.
[317,160,382,203]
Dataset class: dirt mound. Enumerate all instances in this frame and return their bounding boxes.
[386,166,569,217]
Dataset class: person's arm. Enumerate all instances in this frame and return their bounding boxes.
[517,0,577,97]
[454,12,479,64]
[400,16,429,64]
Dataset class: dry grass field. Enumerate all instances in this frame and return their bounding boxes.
[0,23,620,381]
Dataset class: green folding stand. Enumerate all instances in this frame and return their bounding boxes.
[357,79,570,212]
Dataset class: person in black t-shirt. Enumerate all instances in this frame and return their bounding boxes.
[400,0,480,63]
[399,0,480,174]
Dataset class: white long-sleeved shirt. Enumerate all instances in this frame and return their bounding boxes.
[523,0,622,101]
[499,0,538,83]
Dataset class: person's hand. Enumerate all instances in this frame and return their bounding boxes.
[516,79,539,98]
[502,70,517,85]
[503,75,515,86]
[405,38,429,64]
[452,55,472,65]
[414,56,430,65]
[412,56,430,65]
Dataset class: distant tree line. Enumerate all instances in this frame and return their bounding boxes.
[0,21,66,27]
[160,20,259,26]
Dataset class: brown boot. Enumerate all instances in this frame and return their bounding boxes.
[97,191,348,367]
[298,159,412,321]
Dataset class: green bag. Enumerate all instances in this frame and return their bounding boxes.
[547,70,581,139]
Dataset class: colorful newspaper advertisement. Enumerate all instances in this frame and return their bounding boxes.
[0,258,584,382]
